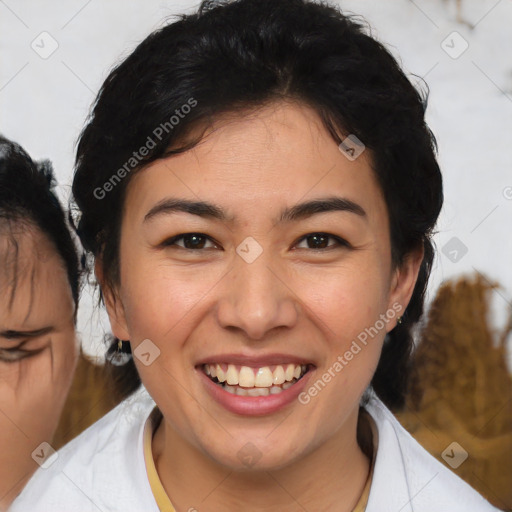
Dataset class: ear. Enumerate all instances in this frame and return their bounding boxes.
[94,259,130,341]
[386,244,424,331]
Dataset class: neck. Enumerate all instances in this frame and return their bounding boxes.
[152,407,372,512]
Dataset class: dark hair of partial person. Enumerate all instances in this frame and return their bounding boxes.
[0,135,80,314]
[71,0,443,409]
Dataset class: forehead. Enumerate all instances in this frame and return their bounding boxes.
[0,224,73,329]
[125,101,386,227]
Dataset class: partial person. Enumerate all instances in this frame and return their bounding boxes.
[0,136,79,509]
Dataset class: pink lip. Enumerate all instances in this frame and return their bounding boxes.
[198,366,315,416]
[195,352,313,367]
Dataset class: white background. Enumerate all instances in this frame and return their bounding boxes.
[1,0,511,363]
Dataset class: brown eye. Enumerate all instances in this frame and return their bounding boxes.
[295,233,349,250]
[161,233,219,250]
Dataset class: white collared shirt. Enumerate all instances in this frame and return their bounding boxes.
[10,386,501,512]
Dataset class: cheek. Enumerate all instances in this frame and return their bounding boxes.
[120,260,213,343]
[300,260,389,343]
[0,337,77,438]
[299,260,389,403]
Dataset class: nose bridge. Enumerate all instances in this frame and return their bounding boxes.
[216,241,298,339]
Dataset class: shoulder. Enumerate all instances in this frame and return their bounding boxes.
[10,387,158,512]
[363,394,502,512]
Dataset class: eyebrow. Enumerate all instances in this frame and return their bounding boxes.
[0,326,55,340]
[143,196,367,225]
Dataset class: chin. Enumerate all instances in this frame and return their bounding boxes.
[199,434,307,473]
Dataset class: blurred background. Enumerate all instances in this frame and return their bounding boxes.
[1,0,511,508]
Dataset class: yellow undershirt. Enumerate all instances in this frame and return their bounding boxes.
[143,407,377,512]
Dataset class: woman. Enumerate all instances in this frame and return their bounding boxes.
[11,0,501,510]
[0,136,79,510]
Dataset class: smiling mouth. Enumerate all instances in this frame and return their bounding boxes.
[201,363,311,396]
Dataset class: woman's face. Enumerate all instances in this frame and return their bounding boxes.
[0,225,77,504]
[106,101,422,471]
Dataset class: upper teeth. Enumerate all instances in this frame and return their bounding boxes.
[204,363,306,388]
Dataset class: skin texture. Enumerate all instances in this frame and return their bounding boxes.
[0,225,78,510]
[101,100,423,511]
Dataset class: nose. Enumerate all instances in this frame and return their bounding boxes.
[215,247,299,340]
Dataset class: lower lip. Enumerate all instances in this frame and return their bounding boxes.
[198,368,314,416]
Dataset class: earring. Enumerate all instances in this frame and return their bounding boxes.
[110,339,132,366]
[397,316,403,325]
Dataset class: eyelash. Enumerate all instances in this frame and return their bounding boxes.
[0,346,44,363]
[161,232,350,251]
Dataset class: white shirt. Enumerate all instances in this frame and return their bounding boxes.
[10,386,501,512]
